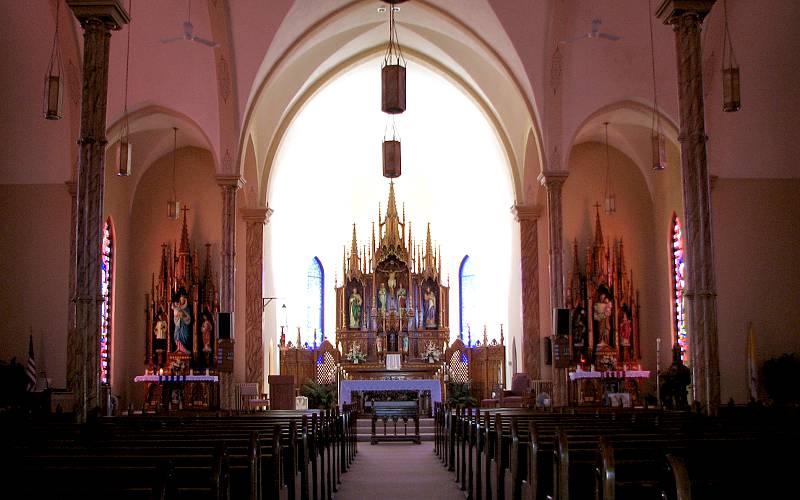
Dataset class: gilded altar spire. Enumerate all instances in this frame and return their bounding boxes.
[425,223,433,271]
[593,202,604,248]
[349,223,360,274]
[178,205,191,254]
[382,181,401,248]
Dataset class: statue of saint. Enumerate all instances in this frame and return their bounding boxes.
[402,334,409,353]
[387,271,397,293]
[620,307,632,347]
[378,283,388,314]
[424,287,437,328]
[172,291,192,354]
[593,291,612,345]
[201,313,213,353]
[349,288,362,329]
[376,334,383,353]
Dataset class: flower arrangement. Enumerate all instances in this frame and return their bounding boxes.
[345,343,366,364]
[423,341,442,363]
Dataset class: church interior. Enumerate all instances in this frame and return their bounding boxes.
[1,0,799,498]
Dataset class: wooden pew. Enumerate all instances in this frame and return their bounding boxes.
[370,400,420,444]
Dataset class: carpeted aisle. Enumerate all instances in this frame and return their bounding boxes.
[335,442,465,500]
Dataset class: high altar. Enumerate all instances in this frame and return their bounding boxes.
[139,208,220,411]
[279,183,506,410]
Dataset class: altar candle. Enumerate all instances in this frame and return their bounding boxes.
[159,368,164,375]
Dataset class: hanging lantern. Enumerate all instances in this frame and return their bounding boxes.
[651,132,666,171]
[383,139,401,178]
[381,2,407,114]
[721,0,741,112]
[118,134,132,176]
[43,1,63,120]
[723,66,741,112]
[602,122,616,215]
[117,1,134,177]
[167,198,180,220]
[167,127,180,219]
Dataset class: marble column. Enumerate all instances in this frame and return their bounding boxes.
[658,0,720,414]
[538,171,569,406]
[65,180,78,393]
[217,175,243,409]
[67,0,128,422]
[242,207,272,388]
[512,205,542,380]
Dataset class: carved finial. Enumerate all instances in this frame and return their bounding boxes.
[500,324,504,345]
[593,202,604,247]
[483,325,488,346]
[296,327,302,348]
[178,205,191,253]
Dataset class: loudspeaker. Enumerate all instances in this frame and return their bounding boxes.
[553,308,571,337]
[218,312,232,340]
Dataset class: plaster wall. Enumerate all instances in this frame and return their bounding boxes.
[0,184,71,387]
[712,178,800,403]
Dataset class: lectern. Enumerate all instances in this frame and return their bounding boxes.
[268,375,296,410]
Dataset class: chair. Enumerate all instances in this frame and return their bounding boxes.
[499,373,535,408]
[236,383,268,413]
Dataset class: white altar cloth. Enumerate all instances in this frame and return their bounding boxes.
[568,370,650,381]
[339,379,442,407]
[386,353,402,370]
[134,374,219,383]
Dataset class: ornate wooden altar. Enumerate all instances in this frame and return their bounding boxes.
[566,206,644,404]
[142,208,220,410]
[334,182,450,373]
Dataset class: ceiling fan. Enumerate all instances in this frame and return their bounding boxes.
[161,0,219,48]
[560,19,621,44]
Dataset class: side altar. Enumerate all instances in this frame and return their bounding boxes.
[138,208,220,411]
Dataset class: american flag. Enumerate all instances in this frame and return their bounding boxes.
[26,334,37,392]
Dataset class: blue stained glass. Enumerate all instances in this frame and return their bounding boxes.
[459,255,476,339]
[306,257,324,339]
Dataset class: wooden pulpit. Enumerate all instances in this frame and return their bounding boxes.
[268,375,296,410]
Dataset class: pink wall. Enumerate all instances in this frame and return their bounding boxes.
[0,184,71,387]
[712,178,800,403]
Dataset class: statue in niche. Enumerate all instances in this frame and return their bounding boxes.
[171,289,192,354]
[153,309,168,365]
[593,288,612,345]
[378,283,388,314]
[397,286,407,311]
[201,312,213,354]
[349,288,362,329]
[424,287,437,328]
[387,271,397,293]
[619,304,632,361]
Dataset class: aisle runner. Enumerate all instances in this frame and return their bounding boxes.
[335,442,464,500]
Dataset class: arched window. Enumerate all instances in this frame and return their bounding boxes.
[306,257,324,345]
[459,255,476,341]
[671,215,688,365]
[100,218,114,385]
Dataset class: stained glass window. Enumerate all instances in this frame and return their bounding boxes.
[459,255,476,343]
[671,215,688,365]
[306,257,324,346]
[100,219,114,385]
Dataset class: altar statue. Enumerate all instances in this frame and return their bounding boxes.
[424,287,437,328]
[201,312,213,353]
[397,286,407,310]
[593,290,611,345]
[378,283,388,314]
[349,288,362,329]
[172,291,192,354]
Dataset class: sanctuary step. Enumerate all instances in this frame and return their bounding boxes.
[356,416,435,442]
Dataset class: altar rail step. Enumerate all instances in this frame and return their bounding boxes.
[356,417,435,442]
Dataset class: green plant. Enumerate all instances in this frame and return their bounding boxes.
[446,382,477,408]
[763,353,800,405]
[300,380,336,409]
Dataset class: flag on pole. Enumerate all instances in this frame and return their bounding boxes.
[746,322,758,401]
[26,334,37,392]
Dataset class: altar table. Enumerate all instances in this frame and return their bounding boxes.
[134,374,219,410]
[339,379,442,407]
[568,370,650,406]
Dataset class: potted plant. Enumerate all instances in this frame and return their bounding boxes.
[446,382,477,408]
[345,343,366,364]
[423,341,442,364]
[300,380,336,409]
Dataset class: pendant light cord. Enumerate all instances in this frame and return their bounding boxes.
[172,127,177,199]
[383,4,406,67]
[603,122,613,198]
[647,0,661,137]
[47,1,62,75]
[721,0,738,69]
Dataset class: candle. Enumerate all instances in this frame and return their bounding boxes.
[159,368,164,375]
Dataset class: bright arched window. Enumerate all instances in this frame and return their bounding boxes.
[459,255,476,342]
[100,218,114,385]
[306,257,324,345]
[671,215,688,365]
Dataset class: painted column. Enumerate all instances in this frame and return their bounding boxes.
[658,0,720,414]
[65,180,78,392]
[538,171,569,406]
[512,205,542,380]
[67,0,128,422]
[217,175,243,409]
[242,207,272,388]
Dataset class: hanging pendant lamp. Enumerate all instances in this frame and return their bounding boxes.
[381,1,407,114]
[118,0,134,176]
[383,115,401,178]
[43,1,64,120]
[721,0,741,112]
[167,127,180,220]
[602,122,616,215]
[647,0,666,171]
